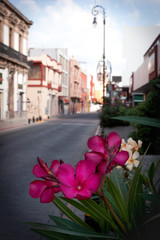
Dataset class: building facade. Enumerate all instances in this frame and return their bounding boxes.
[80,70,87,112]
[129,33,160,106]
[28,48,69,114]
[69,57,81,114]
[27,54,62,121]
[0,0,32,122]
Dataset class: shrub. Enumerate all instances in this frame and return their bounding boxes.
[99,98,129,127]
[128,77,160,154]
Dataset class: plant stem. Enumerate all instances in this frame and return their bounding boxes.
[100,190,128,235]
[100,172,107,191]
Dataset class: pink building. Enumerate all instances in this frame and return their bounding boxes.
[27,54,62,121]
[69,58,81,114]
[80,71,87,112]
[90,75,95,102]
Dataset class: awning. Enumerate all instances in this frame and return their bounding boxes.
[58,96,69,104]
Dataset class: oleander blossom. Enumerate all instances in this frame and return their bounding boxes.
[121,138,142,152]
[29,157,63,203]
[57,160,101,200]
[125,150,140,171]
[85,132,129,174]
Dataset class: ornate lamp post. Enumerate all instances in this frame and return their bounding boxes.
[91,5,106,106]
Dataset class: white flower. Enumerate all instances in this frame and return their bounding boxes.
[121,139,133,152]
[125,151,140,171]
[127,138,142,152]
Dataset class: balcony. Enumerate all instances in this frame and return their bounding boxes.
[71,89,81,98]
[0,42,28,66]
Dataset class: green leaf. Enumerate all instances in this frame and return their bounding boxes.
[49,215,93,232]
[31,227,120,239]
[148,162,156,181]
[106,176,130,230]
[78,198,116,228]
[109,168,128,201]
[139,193,160,205]
[142,213,160,226]
[111,116,160,128]
[126,166,145,225]
[31,228,79,240]
[60,197,104,225]
[149,160,160,182]
[52,196,93,230]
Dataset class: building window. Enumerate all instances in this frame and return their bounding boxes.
[28,65,41,79]
[9,27,13,48]
[0,73,3,85]
[23,38,27,55]
[4,24,9,46]
[148,52,155,74]
[43,66,46,80]
[19,34,22,53]
[14,32,19,51]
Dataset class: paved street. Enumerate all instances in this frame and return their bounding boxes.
[0,112,99,240]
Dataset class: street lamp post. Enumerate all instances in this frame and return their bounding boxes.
[92,5,106,137]
[91,5,106,106]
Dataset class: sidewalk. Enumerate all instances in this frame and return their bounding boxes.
[100,125,135,140]
[0,119,46,133]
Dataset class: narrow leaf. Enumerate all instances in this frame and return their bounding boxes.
[106,176,130,229]
[32,227,120,239]
[109,168,128,201]
[111,116,160,128]
[49,215,93,232]
[52,196,93,230]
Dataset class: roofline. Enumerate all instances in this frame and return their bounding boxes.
[144,33,160,57]
[2,0,33,26]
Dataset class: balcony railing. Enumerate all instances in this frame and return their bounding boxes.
[0,42,28,66]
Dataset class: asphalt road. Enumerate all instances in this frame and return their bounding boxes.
[0,112,99,240]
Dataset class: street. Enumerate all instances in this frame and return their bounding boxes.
[0,112,99,240]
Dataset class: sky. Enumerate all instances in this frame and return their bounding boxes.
[9,0,160,85]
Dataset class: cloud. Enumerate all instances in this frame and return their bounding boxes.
[128,7,140,21]
[25,0,134,80]
[19,0,40,12]
[28,0,125,78]
[28,0,104,72]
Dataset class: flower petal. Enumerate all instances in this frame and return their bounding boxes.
[57,163,75,187]
[76,187,92,200]
[75,160,96,182]
[60,185,77,199]
[85,173,101,192]
[84,152,103,164]
[108,132,121,149]
[126,164,133,171]
[50,160,61,176]
[113,151,129,166]
[97,160,107,174]
[40,187,55,203]
[53,187,61,193]
[134,160,140,167]
[33,164,46,178]
[29,180,47,198]
[87,135,106,154]
[133,151,139,159]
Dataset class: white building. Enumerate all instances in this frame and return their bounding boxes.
[122,26,160,86]
[0,0,32,122]
[27,54,62,120]
[129,33,160,106]
[28,48,69,114]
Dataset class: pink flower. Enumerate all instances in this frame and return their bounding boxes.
[29,157,62,203]
[57,160,101,200]
[85,132,129,174]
